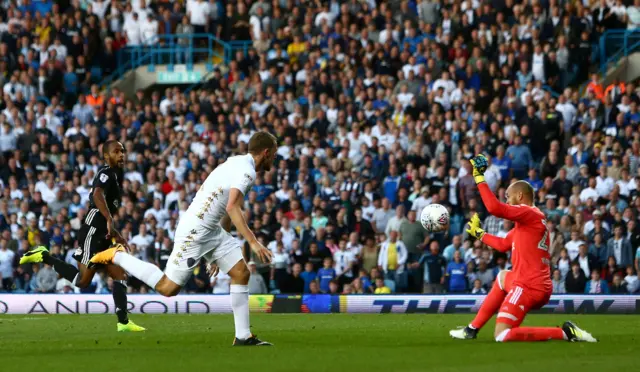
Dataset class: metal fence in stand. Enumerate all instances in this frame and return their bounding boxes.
[100,34,252,88]
[598,29,640,75]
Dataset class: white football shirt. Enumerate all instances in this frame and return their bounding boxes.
[183,154,256,229]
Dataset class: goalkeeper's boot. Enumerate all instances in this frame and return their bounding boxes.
[449,326,478,340]
[233,334,273,346]
[90,245,126,265]
[562,321,597,342]
[117,320,146,332]
[19,246,48,265]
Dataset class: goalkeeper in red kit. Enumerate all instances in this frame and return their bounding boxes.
[449,155,597,343]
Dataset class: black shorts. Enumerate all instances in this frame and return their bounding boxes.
[73,224,111,266]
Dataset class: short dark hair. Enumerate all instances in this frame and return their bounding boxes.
[103,140,120,156]
[248,131,277,154]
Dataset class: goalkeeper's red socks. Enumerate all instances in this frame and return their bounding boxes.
[470,279,506,330]
[498,327,566,342]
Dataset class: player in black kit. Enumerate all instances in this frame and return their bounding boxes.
[20,140,145,332]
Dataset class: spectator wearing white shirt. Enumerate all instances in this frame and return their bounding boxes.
[124,13,142,46]
[0,121,16,153]
[140,13,159,45]
[333,240,356,279]
[628,0,640,29]
[596,165,615,198]
[143,199,170,226]
[0,241,15,291]
[91,0,110,19]
[130,224,155,258]
[279,218,296,251]
[48,37,67,63]
[188,0,211,33]
[565,230,585,261]
[580,177,600,203]
[396,84,414,109]
[411,187,431,217]
[314,3,335,27]
[378,230,408,279]
[211,271,231,294]
[432,71,456,95]
[3,74,22,101]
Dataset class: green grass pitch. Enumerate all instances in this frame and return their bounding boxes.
[0,314,636,372]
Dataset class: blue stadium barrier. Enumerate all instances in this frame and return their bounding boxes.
[598,29,640,74]
[101,34,252,87]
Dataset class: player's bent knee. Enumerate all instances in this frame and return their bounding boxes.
[228,260,250,284]
[155,276,182,297]
[494,322,512,341]
[494,329,511,342]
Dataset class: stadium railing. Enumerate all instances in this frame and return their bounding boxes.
[598,29,640,75]
[100,34,252,88]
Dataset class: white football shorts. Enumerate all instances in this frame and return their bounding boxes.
[164,220,245,286]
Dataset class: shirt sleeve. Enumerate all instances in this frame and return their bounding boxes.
[478,183,539,223]
[93,169,112,189]
[481,229,514,253]
[230,169,255,195]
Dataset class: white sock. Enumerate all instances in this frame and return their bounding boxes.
[72,273,79,286]
[230,284,251,339]
[114,252,163,289]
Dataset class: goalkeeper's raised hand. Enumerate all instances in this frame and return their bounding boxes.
[469,154,488,184]
[466,213,485,240]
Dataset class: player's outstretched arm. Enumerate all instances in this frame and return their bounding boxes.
[466,213,512,252]
[227,188,273,263]
[481,232,513,253]
[470,155,535,223]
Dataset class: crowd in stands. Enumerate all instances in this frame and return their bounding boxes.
[1,0,640,296]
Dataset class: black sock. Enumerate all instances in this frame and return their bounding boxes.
[41,252,79,283]
[113,280,129,324]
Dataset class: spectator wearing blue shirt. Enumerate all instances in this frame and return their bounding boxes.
[492,145,512,181]
[412,241,446,294]
[316,257,336,293]
[584,270,610,294]
[525,169,543,192]
[446,251,467,293]
[506,135,533,178]
[300,262,317,293]
[383,164,401,205]
[442,235,464,262]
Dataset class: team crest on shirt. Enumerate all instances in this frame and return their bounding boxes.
[99,173,109,183]
[75,248,83,256]
[177,252,183,259]
[173,259,179,265]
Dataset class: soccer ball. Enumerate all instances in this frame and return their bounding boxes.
[420,204,450,232]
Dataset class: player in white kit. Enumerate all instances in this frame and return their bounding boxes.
[90,132,277,346]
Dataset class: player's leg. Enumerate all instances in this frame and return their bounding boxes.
[104,264,146,331]
[450,270,511,339]
[210,234,272,346]
[494,286,566,342]
[21,245,80,284]
[496,287,597,342]
[91,246,181,296]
